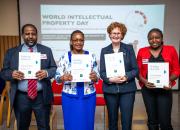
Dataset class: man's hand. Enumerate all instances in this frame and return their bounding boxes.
[36,70,47,80]
[12,70,24,80]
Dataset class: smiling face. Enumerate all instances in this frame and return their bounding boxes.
[109,27,123,44]
[70,32,84,53]
[22,25,37,47]
[107,22,127,45]
[148,30,163,50]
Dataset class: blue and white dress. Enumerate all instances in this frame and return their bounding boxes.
[55,50,99,130]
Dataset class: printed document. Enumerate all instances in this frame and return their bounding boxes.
[19,52,41,79]
[148,62,169,88]
[105,52,125,78]
[71,54,91,82]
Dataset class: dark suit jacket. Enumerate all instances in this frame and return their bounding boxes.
[100,42,138,94]
[1,43,57,109]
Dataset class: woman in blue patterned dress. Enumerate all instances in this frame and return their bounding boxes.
[55,30,99,130]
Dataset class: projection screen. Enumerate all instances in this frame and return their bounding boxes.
[19,0,179,89]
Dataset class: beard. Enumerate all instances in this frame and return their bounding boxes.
[25,41,36,47]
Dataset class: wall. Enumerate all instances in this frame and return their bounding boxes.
[0,0,18,35]
[0,0,180,49]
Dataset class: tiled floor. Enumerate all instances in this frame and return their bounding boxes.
[0,91,179,130]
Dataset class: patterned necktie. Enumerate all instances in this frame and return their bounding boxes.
[27,47,37,100]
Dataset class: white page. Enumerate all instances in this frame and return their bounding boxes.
[71,54,91,82]
[19,52,41,79]
[148,62,169,88]
[105,52,125,78]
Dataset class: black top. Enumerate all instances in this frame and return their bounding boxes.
[149,49,165,62]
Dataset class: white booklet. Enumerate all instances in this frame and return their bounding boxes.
[105,52,125,78]
[71,54,91,82]
[19,52,41,79]
[148,62,169,88]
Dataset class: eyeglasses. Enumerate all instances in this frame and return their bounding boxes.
[111,32,122,36]
[72,39,84,42]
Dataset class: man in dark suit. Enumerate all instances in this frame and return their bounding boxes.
[1,24,57,130]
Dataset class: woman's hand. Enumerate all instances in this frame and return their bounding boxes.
[163,83,172,90]
[163,75,178,90]
[144,80,156,89]
[89,71,98,82]
[109,76,128,84]
[61,73,73,81]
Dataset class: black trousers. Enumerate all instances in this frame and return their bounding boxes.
[14,91,51,130]
[104,92,135,130]
[141,87,173,130]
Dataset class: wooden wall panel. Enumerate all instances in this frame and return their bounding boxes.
[0,36,19,69]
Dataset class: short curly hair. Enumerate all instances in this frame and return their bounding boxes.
[107,22,127,40]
